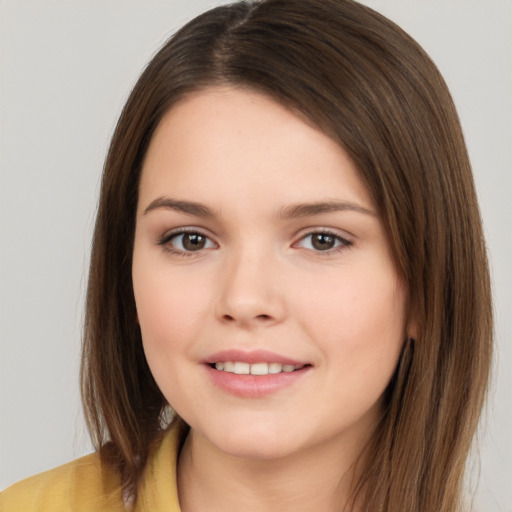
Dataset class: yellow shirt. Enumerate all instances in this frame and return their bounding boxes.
[0,426,182,511]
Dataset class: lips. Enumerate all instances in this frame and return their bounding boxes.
[205,349,308,367]
[213,361,305,375]
[203,349,311,398]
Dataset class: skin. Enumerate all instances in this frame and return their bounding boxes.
[132,87,409,511]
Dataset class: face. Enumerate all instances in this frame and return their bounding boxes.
[132,87,408,460]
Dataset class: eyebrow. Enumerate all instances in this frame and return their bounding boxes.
[143,197,376,219]
[143,197,216,217]
[277,201,376,219]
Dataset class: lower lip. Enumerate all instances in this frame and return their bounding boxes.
[204,365,311,398]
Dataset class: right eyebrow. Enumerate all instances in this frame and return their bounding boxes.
[142,197,216,218]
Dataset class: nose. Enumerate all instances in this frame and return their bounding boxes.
[215,247,286,329]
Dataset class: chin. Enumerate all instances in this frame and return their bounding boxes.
[197,417,304,460]
[215,435,298,460]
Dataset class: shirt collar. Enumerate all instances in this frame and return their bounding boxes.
[135,423,182,511]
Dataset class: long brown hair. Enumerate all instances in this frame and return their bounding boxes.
[81,0,492,509]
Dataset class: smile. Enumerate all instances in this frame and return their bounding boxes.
[203,350,311,397]
[213,362,305,375]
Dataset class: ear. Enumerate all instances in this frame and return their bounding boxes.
[406,318,419,341]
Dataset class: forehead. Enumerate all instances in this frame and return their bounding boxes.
[138,86,373,213]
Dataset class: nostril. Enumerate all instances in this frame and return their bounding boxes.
[221,313,273,323]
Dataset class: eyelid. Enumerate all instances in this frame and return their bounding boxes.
[293,226,354,241]
[292,228,353,253]
[157,227,218,254]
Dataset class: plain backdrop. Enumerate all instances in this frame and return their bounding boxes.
[1,1,511,510]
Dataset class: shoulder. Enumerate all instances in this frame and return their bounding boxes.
[0,452,123,512]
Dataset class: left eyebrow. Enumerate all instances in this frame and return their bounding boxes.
[277,201,376,219]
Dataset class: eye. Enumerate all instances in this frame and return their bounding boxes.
[160,230,217,253]
[295,231,351,252]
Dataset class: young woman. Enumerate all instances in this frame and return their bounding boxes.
[0,0,492,511]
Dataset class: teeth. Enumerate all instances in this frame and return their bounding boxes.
[213,361,304,375]
[268,362,282,374]
[233,362,250,375]
[250,362,268,375]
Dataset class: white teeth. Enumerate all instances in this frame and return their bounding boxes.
[268,363,282,374]
[250,362,268,375]
[233,362,250,374]
[213,361,304,375]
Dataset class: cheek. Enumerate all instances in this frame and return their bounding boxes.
[295,265,407,376]
[132,258,212,356]
[132,261,214,408]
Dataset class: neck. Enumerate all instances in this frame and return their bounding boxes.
[177,427,371,512]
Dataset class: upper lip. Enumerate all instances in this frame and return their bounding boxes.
[204,349,309,366]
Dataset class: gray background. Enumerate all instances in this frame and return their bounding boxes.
[1,1,511,510]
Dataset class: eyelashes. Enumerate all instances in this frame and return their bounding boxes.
[157,228,352,257]
[157,229,217,254]
[293,232,351,252]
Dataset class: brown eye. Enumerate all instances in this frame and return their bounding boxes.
[296,231,351,253]
[164,231,216,252]
[182,233,206,251]
[311,233,336,251]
